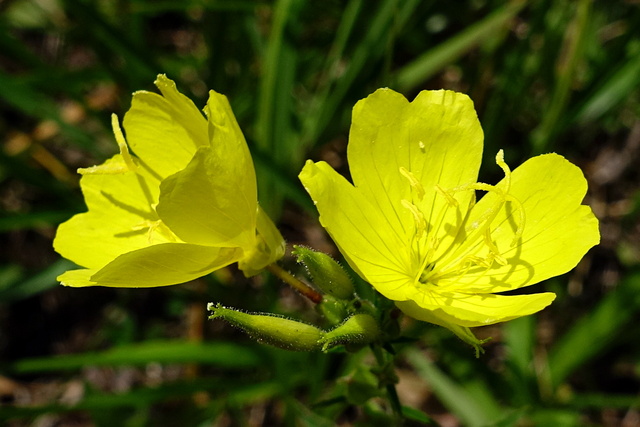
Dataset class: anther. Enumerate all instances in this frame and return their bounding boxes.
[77,114,138,175]
[133,220,179,244]
[495,149,511,191]
[434,185,459,207]
[399,167,425,200]
[401,199,426,239]
[111,114,137,172]
[77,162,130,175]
[483,230,507,266]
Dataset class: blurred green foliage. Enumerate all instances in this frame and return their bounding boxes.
[1,0,639,425]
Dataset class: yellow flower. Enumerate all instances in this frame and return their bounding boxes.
[54,75,285,287]
[299,88,599,348]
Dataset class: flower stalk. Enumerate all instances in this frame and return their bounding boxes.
[266,263,323,304]
[370,344,402,420]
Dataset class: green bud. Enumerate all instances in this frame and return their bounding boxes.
[321,313,380,351]
[292,245,354,300]
[316,295,349,326]
[208,303,325,352]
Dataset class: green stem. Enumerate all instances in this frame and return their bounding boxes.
[371,344,403,420]
[266,263,323,304]
[386,382,403,422]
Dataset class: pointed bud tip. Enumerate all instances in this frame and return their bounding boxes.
[292,245,354,300]
[208,303,326,352]
[321,314,380,351]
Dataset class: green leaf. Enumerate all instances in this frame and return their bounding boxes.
[0,210,75,233]
[530,0,592,153]
[254,0,302,216]
[547,270,640,388]
[567,393,640,409]
[395,2,525,91]
[0,71,94,148]
[575,47,640,124]
[0,259,73,303]
[302,0,421,147]
[286,398,336,427]
[10,340,263,373]
[529,409,582,427]
[0,378,283,421]
[401,405,434,424]
[502,315,538,405]
[405,348,501,427]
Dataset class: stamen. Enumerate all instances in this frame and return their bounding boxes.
[483,229,507,265]
[78,162,129,175]
[399,167,425,200]
[453,181,505,197]
[416,236,440,283]
[429,153,516,277]
[401,199,426,239]
[437,255,489,281]
[465,255,492,269]
[434,184,459,207]
[430,236,441,252]
[416,150,527,288]
[111,114,137,172]
[133,219,179,244]
[495,149,511,191]
[77,114,138,175]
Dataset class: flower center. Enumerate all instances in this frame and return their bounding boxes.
[402,150,525,288]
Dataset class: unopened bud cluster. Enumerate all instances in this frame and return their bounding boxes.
[208,247,383,352]
[208,303,380,352]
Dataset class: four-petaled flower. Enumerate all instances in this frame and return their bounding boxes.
[299,88,599,348]
[54,75,285,287]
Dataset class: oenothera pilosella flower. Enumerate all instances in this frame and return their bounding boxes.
[54,75,285,287]
[299,88,599,349]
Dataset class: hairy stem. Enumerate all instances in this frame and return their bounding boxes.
[371,344,403,420]
[266,263,323,304]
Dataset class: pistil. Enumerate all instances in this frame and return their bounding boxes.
[415,150,526,287]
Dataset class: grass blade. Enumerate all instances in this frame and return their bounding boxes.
[10,340,263,373]
[405,348,501,427]
[547,271,640,389]
[396,2,525,92]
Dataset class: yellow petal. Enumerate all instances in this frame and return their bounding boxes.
[347,89,483,256]
[157,146,256,248]
[89,243,241,287]
[123,75,208,179]
[58,268,99,287]
[238,206,286,277]
[439,153,600,293]
[396,290,556,327]
[393,303,486,354]
[299,160,414,300]
[81,155,160,211]
[204,89,248,153]
[156,90,257,248]
[53,155,163,269]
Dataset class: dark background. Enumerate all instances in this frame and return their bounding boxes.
[1,0,639,425]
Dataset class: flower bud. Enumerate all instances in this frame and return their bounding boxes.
[208,303,325,352]
[316,295,349,326]
[292,245,354,300]
[321,313,380,351]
